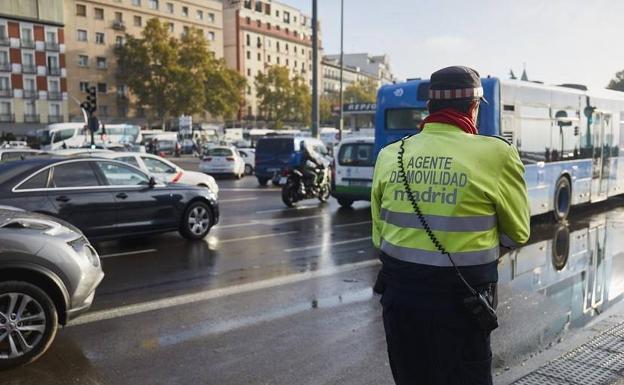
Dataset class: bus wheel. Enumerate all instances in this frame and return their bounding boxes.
[553,177,571,222]
[551,224,570,271]
[337,198,353,208]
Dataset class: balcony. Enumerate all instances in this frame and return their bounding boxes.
[23,89,38,99]
[48,67,61,76]
[48,114,63,123]
[0,114,14,122]
[112,20,126,31]
[45,41,60,51]
[0,62,10,72]
[20,39,35,49]
[23,114,40,123]
[47,91,62,100]
[0,89,13,98]
[22,64,36,74]
[0,36,9,46]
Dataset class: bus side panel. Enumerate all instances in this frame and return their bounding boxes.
[478,78,501,137]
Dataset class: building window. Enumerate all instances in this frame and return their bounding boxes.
[0,101,12,117]
[132,0,141,6]
[257,37,261,48]
[134,16,142,26]
[255,1,263,12]
[285,43,289,52]
[246,51,250,59]
[286,59,289,66]
[247,86,251,95]
[245,17,250,24]
[182,6,188,17]
[96,57,107,69]
[257,52,261,61]
[166,3,173,13]
[47,55,59,72]
[182,26,189,35]
[0,51,8,67]
[114,12,123,22]
[77,29,87,41]
[276,42,280,52]
[76,4,86,16]
[244,0,251,9]
[148,0,158,10]
[0,76,9,90]
[167,23,174,33]
[78,55,88,67]
[97,83,107,93]
[276,10,279,17]
[246,68,251,76]
[285,28,289,35]
[208,13,215,23]
[94,8,104,20]
[196,10,203,20]
[24,99,36,115]
[246,34,250,46]
[49,103,61,118]
[256,20,261,28]
[207,31,215,41]
[21,27,33,44]
[277,57,280,64]
[95,32,105,44]
[79,81,90,92]
[283,11,290,23]
[48,79,60,93]
[267,55,271,63]
[45,31,57,44]
[267,22,271,30]
[265,4,271,15]
[115,36,124,47]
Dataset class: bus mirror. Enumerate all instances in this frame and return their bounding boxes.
[583,106,595,118]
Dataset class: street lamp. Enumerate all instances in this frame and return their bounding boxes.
[338,0,344,140]
[311,0,319,138]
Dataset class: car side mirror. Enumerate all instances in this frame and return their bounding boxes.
[148,176,157,188]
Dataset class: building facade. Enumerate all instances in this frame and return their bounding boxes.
[323,53,395,86]
[223,0,318,119]
[321,55,381,95]
[0,0,67,134]
[64,0,223,123]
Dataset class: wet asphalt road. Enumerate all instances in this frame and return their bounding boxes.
[2,170,624,385]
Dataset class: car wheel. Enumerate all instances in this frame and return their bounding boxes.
[258,177,269,186]
[180,201,214,240]
[337,198,354,208]
[245,164,253,175]
[0,281,58,370]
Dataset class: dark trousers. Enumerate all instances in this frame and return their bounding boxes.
[381,287,493,385]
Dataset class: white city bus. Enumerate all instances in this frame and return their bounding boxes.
[38,123,142,151]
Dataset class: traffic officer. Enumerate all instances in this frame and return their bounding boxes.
[371,66,530,385]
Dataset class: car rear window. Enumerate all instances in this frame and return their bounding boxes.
[207,148,233,157]
[338,143,375,167]
[256,138,294,154]
[18,170,50,190]
[51,162,101,188]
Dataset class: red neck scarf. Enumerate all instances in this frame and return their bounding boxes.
[419,108,478,135]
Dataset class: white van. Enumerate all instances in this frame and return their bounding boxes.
[38,123,142,151]
[331,136,375,207]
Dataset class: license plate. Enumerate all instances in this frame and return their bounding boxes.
[349,180,371,187]
[279,177,288,184]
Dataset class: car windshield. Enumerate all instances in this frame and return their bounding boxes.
[338,143,375,166]
[256,138,294,154]
[207,148,233,157]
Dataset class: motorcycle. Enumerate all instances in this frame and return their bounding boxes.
[281,162,331,207]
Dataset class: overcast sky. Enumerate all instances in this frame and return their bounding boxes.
[286,0,624,90]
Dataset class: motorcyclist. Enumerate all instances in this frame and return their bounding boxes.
[299,140,324,195]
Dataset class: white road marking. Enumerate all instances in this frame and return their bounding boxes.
[69,259,380,326]
[221,188,279,192]
[214,214,325,229]
[219,197,258,203]
[99,249,158,259]
[284,236,373,252]
[333,221,372,228]
[218,231,299,243]
[215,221,259,229]
[256,205,319,214]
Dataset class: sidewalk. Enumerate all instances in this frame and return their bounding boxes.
[509,320,624,385]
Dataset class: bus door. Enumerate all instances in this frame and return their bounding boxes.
[590,112,612,202]
[583,223,606,313]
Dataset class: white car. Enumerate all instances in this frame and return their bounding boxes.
[199,146,246,179]
[237,148,255,175]
[94,152,219,196]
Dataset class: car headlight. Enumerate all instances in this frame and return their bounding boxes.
[67,237,100,267]
[2,218,76,237]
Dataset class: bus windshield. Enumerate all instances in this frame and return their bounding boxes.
[385,108,428,130]
[38,130,52,146]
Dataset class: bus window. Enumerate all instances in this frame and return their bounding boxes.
[53,129,75,143]
[385,108,428,130]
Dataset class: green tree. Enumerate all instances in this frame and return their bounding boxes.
[607,70,624,92]
[255,65,311,128]
[344,78,378,104]
[115,18,245,125]
[320,94,338,124]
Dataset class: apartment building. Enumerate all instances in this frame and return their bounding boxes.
[223,0,319,118]
[65,0,223,122]
[321,55,381,96]
[324,53,396,86]
[0,0,67,134]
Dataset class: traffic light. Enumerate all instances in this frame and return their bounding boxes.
[81,86,97,115]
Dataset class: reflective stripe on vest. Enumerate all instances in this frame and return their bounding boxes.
[380,208,496,232]
[380,239,499,267]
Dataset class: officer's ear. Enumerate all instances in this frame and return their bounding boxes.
[469,100,480,122]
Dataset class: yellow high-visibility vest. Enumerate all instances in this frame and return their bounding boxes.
[371,122,530,267]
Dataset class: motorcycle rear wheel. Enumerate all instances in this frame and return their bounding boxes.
[318,184,330,203]
[282,183,297,207]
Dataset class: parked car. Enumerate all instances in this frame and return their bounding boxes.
[254,136,331,186]
[0,158,219,241]
[90,152,219,197]
[0,206,104,368]
[0,149,43,163]
[155,140,180,157]
[331,136,375,207]
[199,146,246,179]
[237,148,256,175]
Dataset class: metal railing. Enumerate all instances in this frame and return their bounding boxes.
[0,36,9,46]
[22,64,36,74]
[0,89,13,97]
[47,91,62,100]
[0,114,14,122]
[112,20,126,31]
[0,62,10,71]
[45,41,59,51]
[23,114,40,123]
[48,67,61,76]
[23,89,38,99]
[48,114,63,123]
[20,39,35,49]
